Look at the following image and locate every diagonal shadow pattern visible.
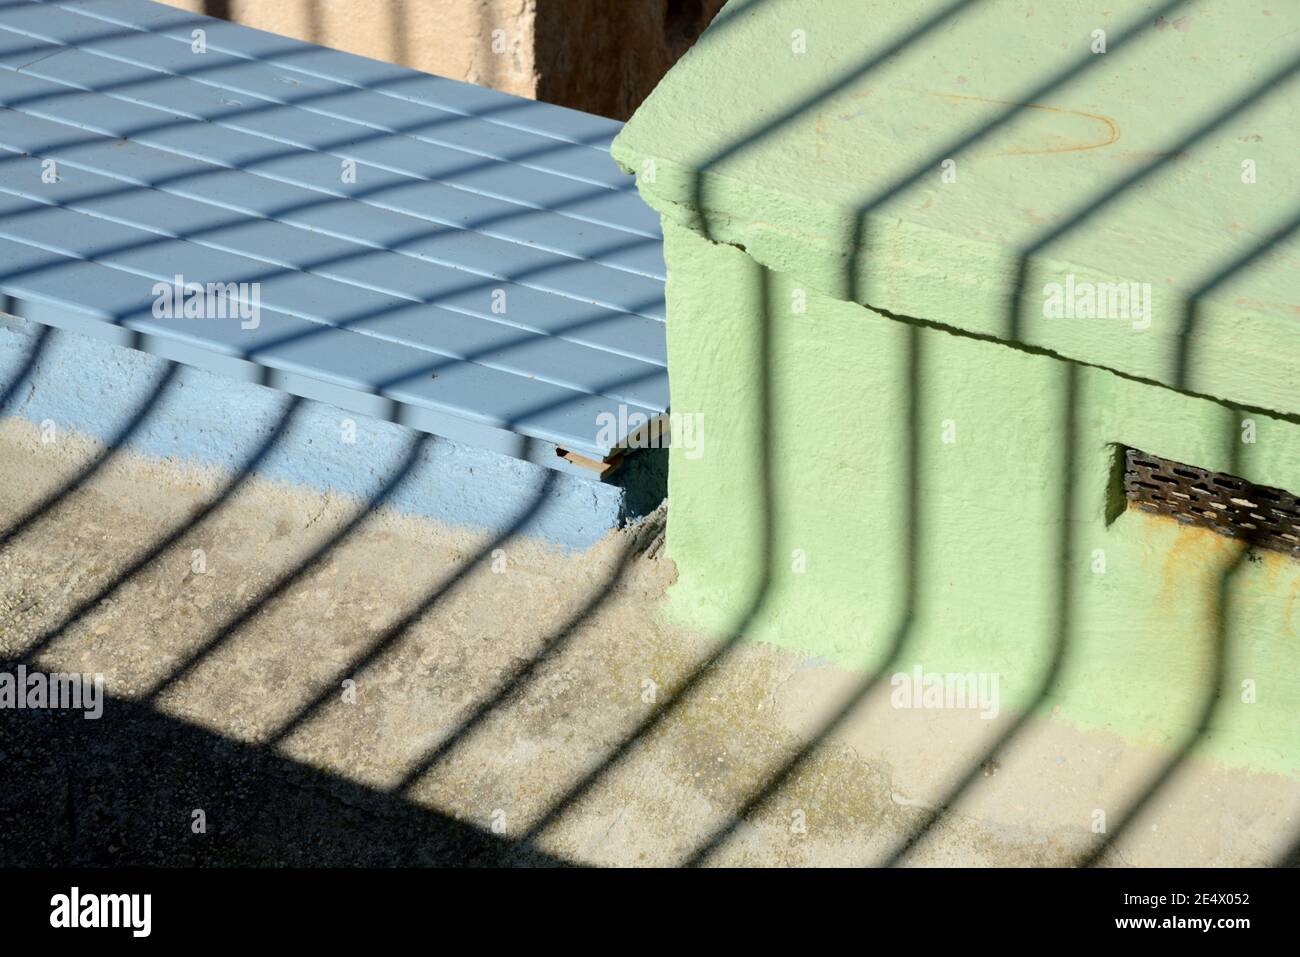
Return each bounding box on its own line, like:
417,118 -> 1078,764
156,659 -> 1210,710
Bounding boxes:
2,0 -> 1294,869
529,0 -> 1198,864
681,318 -> 921,866
142,429 -> 434,700
393,506 -> 664,796
580,0 -> 1294,866
1078,202 -> 1300,863
0,311 -> 46,410
261,467 -> 562,748
0,0 -> 674,454
0,1 -> 673,868
0,359 -> 178,553
498,254 -> 778,858
14,389 -> 303,667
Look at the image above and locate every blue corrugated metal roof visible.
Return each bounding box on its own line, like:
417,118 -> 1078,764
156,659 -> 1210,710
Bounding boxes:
0,0 -> 667,474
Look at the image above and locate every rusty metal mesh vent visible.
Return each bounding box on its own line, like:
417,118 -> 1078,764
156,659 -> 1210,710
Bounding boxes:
1124,448 -> 1300,558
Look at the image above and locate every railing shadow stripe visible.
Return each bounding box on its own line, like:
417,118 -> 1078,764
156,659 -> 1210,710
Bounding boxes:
143,430 -> 434,700
500,257 -> 777,856
592,0 -> 1192,864
0,360 -> 178,553
15,393 -> 302,667
262,469 -> 562,748
0,313 -> 46,411
394,510 -> 663,796
682,318 -> 921,866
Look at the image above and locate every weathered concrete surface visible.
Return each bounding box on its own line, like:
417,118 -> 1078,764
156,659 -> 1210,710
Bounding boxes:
158,0 -> 725,119
1,418 -> 1297,866
615,0 -> 1300,416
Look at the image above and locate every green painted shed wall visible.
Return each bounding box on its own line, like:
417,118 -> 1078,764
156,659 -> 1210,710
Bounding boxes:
659,220 -> 1300,775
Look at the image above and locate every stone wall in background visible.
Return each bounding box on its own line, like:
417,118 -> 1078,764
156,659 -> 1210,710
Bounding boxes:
533,0 -> 727,120
163,0 -> 725,119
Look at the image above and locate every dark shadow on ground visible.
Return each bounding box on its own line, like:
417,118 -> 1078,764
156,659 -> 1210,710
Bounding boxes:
1280,834 -> 1300,867
0,681 -> 568,867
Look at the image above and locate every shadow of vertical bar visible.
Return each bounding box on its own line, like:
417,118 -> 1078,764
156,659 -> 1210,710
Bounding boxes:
873,57 -> 1300,869
683,318 -> 921,866
499,0 -> 1182,860
1072,208 -> 1298,866
879,357 -> 1077,866
503,253 -> 777,855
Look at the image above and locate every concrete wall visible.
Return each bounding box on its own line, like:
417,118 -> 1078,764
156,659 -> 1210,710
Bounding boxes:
161,0 -> 725,119
655,219 -> 1300,776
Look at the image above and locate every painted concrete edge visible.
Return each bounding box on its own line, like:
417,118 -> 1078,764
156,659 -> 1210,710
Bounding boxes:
0,294 -> 619,471
0,314 -> 667,551
610,144 -> 1300,424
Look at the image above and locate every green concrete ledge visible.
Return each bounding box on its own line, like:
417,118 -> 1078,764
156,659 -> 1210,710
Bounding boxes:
614,0 -> 1300,420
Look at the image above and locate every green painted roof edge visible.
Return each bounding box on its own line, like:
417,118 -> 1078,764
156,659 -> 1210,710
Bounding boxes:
610,0 -> 1298,421
611,143 -> 1298,422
